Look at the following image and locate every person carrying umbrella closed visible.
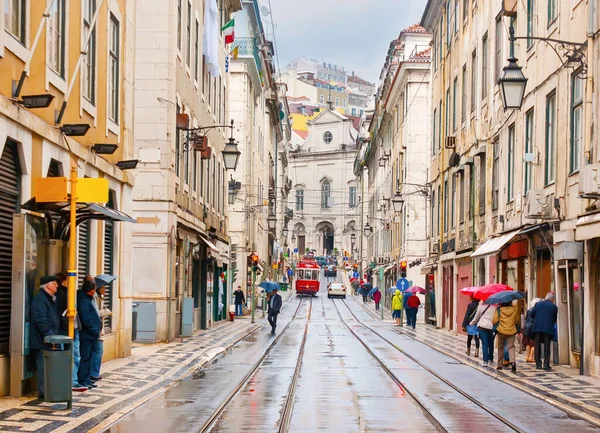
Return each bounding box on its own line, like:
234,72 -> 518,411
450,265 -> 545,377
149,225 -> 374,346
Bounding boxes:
391,290 -> 403,325
492,301 -> 520,372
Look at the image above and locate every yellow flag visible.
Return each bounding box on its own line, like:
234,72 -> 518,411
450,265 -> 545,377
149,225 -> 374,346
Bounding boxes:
230,46 -> 239,60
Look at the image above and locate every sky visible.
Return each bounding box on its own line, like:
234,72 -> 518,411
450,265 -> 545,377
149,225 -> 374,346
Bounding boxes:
260,0 -> 427,85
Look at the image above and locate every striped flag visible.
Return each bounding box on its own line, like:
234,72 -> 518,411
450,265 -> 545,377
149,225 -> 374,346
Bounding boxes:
221,19 -> 235,45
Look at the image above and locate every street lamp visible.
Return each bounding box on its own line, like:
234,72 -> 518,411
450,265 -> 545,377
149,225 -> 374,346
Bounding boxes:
391,193 -> 405,213
222,135 -> 241,171
498,57 -> 528,110
282,226 -> 289,238
363,222 -> 373,237
350,232 -> 356,243
267,215 -> 276,231
291,234 -> 297,243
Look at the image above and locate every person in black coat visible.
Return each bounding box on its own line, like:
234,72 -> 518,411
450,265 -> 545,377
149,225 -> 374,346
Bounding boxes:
77,280 -> 101,387
529,292 -> 558,370
267,289 -> 282,334
54,273 -> 69,335
30,276 -> 61,398
462,297 -> 480,357
233,286 -> 245,317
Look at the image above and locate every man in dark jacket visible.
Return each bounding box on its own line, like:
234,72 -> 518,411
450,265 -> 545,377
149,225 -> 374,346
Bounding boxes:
30,276 -> 61,398
267,289 -> 282,334
233,286 -> 245,317
77,280 -> 101,388
530,292 -> 558,370
462,297 -> 480,357
55,273 -> 68,334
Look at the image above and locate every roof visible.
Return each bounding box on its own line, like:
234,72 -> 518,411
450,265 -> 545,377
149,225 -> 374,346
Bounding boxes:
345,114 -> 361,131
289,103 -> 320,116
407,47 -> 432,63
399,24 -> 429,38
293,129 -> 308,139
347,74 -> 374,87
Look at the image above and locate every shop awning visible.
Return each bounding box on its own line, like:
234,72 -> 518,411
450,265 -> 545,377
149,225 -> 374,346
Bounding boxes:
576,212 -> 600,241
470,229 -> 521,258
200,235 -> 219,254
21,197 -> 136,240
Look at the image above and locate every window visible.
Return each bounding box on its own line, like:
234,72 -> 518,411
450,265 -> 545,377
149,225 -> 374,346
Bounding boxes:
323,131 -> 333,144
446,1 -> 452,46
186,1 -> 191,66
445,89 -> 450,136
524,109 -> 534,194
479,156 -> 486,215
571,74 -> 584,173
192,151 -> 197,192
321,180 -> 331,209
451,176 -> 456,228
296,189 -> 304,211
202,55 -> 206,94
5,0 -> 26,42
206,156 -> 210,200
177,0 -> 182,51
459,173 -> 465,223
453,77 -> 458,131
184,121 -> 189,184
48,0 -> 66,76
481,33 -> 488,99
548,0 -> 557,25
527,0 -> 534,49
470,50 -> 477,111
463,0 -> 469,23
437,186 -> 441,235
349,186 -> 357,208
194,20 -> 199,80
433,31 -> 438,71
212,154 -> 216,205
507,124 -> 515,201
335,97 -> 339,106
545,91 -> 556,184
82,0 -> 97,103
108,15 -> 119,123
454,0 -> 459,34
443,179 -> 448,232
320,95 -> 325,104
461,65 -> 467,123
438,100 -> 442,150
175,104 -> 181,177
495,16 -> 503,82
431,189 -> 436,236
492,140 -> 499,210
469,165 -> 475,219
432,107 -> 437,156
509,17 -> 516,57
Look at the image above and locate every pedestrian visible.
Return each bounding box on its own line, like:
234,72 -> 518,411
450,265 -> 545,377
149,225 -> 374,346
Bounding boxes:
406,292 -> 421,329
91,284 -> 112,382
462,296 -> 480,357
233,286 -> 245,317
492,301 -> 520,372
267,289 -> 282,334
523,297 -> 540,362
391,289 -> 403,326
470,300 -> 498,367
529,292 -> 558,370
286,267 -> 294,287
361,285 -> 368,303
77,280 -> 101,389
30,276 -> 61,399
373,287 -> 381,311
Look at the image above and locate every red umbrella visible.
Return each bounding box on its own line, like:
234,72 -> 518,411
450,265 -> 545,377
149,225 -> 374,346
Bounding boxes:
473,284 -> 513,301
406,286 -> 426,294
460,286 -> 479,296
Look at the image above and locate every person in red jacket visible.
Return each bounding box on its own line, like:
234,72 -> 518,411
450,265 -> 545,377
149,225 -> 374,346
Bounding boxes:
406,293 -> 421,329
373,288 -> 382,311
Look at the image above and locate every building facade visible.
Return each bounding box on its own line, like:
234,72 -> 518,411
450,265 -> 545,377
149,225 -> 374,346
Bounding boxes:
0,0 -> 136,396
421,0 -> 600,374
288,109 -> 359,258
131,0 -> 241,341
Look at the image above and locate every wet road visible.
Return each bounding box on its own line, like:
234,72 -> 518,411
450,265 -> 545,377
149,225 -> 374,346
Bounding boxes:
106,276 -> 600,433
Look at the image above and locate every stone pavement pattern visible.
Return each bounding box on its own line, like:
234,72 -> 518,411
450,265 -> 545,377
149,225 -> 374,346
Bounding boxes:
0,320 -> 259,433
353,290 -> 600,427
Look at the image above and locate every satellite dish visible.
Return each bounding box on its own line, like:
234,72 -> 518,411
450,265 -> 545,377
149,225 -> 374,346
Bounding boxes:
260,6 -> 271,16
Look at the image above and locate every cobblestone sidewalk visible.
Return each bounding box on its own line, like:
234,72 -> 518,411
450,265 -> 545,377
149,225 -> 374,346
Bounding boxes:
352,292 -> 600,427
0,320 -> 260,433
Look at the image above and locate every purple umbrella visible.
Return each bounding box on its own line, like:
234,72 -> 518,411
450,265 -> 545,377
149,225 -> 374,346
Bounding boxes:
406,286 -> 426,294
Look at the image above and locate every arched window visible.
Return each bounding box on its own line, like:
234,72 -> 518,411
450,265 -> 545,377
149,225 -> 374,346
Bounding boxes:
321,180 -> 331,209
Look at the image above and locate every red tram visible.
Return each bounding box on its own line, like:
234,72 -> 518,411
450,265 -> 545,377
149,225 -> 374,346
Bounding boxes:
295,258 -> 321,296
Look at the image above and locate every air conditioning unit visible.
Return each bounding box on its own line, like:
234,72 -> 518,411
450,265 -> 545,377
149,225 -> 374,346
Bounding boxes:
445,136 -> 456,149
579,164 -> 600,198
525,189 -> 547,219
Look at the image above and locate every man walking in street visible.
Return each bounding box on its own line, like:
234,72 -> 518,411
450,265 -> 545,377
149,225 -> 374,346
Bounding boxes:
30,276 -> 61,399
286,266 -> 294,288
529,292 -> 558,370
233,286 -> 245,317
77,280 -> 101,388
406,292 -> 421,329
267,289 -> 282,334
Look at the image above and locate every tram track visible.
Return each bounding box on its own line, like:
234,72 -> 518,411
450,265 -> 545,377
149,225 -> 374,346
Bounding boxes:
200,296 -> 312,433
331,298 -> 525,433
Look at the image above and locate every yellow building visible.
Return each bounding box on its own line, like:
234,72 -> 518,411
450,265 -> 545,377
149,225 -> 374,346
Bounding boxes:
0,0 -> 135,396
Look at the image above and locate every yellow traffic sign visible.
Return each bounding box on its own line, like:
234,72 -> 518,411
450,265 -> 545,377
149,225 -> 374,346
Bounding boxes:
35,177 -> 68,202
77,178 -> 109,203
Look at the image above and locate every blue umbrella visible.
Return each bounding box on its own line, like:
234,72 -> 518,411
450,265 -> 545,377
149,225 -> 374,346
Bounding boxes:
95,274 -> 117,287
483,290 -> 525,305
258,281 -> 280,293
368,287 -> 378,297
386,287 -> 398,294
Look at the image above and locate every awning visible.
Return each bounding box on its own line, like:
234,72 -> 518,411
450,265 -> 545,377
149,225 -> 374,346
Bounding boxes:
200,236 -> 219,254
576,212 -> 600,241
470,229 -> 521,258
384,263 -> 395,274
21,197 -> 136,240
519,222 -> 550,235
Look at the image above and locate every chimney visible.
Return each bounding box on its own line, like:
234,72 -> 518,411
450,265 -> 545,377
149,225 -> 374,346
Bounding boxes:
352,71 -> 355,77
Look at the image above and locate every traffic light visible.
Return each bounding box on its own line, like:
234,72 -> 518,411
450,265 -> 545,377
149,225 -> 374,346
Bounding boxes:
400,261 -> 407,278
251,254 -> 259,271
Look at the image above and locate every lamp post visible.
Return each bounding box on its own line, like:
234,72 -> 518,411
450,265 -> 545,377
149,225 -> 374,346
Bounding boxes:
363,222 -> 373,237
350,232 -> 356,261
391,193 -> 405,213
497,57 -> 528,110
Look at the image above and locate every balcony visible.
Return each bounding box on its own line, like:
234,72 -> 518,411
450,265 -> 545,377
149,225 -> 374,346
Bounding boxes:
236,37 -> 263,90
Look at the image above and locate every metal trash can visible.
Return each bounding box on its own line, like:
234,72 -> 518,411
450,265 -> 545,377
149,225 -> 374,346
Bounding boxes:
43,335 -> 73,409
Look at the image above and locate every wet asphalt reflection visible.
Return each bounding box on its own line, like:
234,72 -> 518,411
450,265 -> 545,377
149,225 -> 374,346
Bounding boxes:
105,275 -> 600,433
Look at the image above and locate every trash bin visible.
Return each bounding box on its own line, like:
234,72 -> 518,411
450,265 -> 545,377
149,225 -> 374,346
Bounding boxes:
43,335 -> 73,408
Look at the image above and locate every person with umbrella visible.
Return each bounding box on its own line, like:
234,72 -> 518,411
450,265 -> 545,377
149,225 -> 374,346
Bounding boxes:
470,299 -> 498,368
406,291 -> 421,329
372,287 -> 381,311
462,296 -> 480,358
492,300 -> 521,372
391,289 -> 403,326
260,282 -> 282,334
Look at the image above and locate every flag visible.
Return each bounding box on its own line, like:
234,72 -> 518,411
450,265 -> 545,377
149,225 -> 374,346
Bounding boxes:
221,19 -> 235,45
230,45 -> 239,60
225,55 -> 229,73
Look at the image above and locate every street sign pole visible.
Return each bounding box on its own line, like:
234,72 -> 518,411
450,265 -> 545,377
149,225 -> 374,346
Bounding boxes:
251,268 -> 256,324
67,166 -> 77,339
